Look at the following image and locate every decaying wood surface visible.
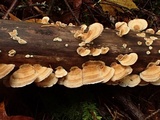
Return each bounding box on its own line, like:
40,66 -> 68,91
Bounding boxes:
0,19 -> 160,73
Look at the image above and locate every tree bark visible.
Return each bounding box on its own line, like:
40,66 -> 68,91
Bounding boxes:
0,20 -> 160,73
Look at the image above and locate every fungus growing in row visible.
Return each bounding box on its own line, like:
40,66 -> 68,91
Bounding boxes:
115,22 -> 130,37
0,64 -> 15,79
9,64 -> 37,88
76,23 -> 104,43
101,47 -> 110,54
150,36 -> 158,40
82,60 -> 106,84
101,66 -> 115,83
36,73 -> 58,87
144,38 -> 153,46
62,66 -> 83,88
136,32 -> 146,37
119,74 -> 141,87
8,49 -> 16,57
145,28 -> 155,34
116,53 -> 138,66
138,80 -> 149,86
150,78 -> 160,85
140,64 -> 160,82
110,62 -> 133,81
156,30 -> 160,35
128,18 -> 148,32
33,64 -> 53,82
90,48 -> 102,56
8,29 -> 18,38
41,16 -> 50,24
53,37 -> 62,42
77,46 -> 90,56
55,66 -> 67,78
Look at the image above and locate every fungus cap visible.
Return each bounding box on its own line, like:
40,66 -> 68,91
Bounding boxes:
115,22 -> 130,37
101,66 -> 115,83
41,16 -> 50,24
77,47 -> 90,56
128,18 -> 148,32
36,73 -> 58,87
150,78 -> 160,85
136,32 -> 146,37
115,22 -> 127,31
0,64 -> 15,79
80,23 -> 104,43
140,65 -> 160,82
55,66 -> 67,78
119,74 -> 141,87
110,62 -> 133,81
101,47 -> 109,54
10,64 -> 37,88
82,60 -> 106,84
90,48 -> 102,56
63,66 -> 83,88
33,64 -> 53,82
145,28 -> 155,34
116,53 -> 138,66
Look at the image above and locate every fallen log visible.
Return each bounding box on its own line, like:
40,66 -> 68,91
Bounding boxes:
0,19 -> 160,87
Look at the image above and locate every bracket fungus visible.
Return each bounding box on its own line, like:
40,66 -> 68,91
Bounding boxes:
0,64 -> 15,79
62,66 -> 83,88
90,48 -> 102,56
128,18 -> 148,32
33,64 -> 53,82
116,53 -> 138,66
55,66 -> 68,78
140,64 -> 160,82
77,47 -> 91,56
115,22 -> 130,37
41,16 -> 50,24
110,62 -> 133,82
101,66 -> 115,83
82,60 -> 106,84
36,73 -> 58,87
119,74 -> 141,87
76,23 -> 104,43
145,28 -> 155,34
9,64 -> 37,88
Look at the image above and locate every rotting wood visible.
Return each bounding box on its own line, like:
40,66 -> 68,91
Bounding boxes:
0,20 -> 160,73
1,20 -> 160,88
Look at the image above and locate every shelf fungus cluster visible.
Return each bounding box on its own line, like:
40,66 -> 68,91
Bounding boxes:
74,23 -> 104,44
2,64 -> 58,88
1,57 -> 160,88
77,46 -> 109,57
8,29 -> 27,44
115,18 -> 148,37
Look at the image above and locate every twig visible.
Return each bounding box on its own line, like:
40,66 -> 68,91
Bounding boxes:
145,109 -> 160,120
2,0 -> 18,19
64,0 -> 81,25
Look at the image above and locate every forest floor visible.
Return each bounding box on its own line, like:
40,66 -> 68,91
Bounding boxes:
0,0 -> 160,120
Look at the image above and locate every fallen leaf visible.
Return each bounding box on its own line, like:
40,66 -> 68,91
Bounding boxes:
0,101 -> 34,120
101,0 -> 139,10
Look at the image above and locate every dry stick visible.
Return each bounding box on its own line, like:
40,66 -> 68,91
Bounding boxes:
114,93 -> 146,120
145,109 -> 160,120
2,0 -> 18,20
64,0 -> 81,25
